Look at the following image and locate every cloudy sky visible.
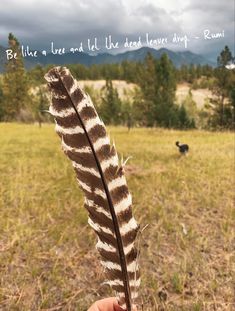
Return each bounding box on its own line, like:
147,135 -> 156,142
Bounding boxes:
0,0 -> 234,59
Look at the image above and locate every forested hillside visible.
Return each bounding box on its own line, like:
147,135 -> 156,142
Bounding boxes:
0,34 -> 234,130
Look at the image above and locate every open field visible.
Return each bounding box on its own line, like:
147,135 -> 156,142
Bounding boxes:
175,84 -> 213,109
77,80 -> 213,108
78,80 -> 137,101
0,123 -> 234,311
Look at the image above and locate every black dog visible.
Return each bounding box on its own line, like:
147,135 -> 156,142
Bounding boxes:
176,141 -> 189,155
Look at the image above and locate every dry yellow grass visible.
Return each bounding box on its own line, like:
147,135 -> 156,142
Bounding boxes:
176,84 -> 214,109
77,80 -> 214,109
78,80 -> 137,101
0,123 -> 234,311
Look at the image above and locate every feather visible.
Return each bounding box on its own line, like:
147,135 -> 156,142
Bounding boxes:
44,67 -> 140,311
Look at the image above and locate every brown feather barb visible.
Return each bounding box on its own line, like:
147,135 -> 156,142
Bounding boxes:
44,67 -> 140,311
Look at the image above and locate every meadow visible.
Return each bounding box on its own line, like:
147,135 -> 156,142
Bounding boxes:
0,123 -> 234,311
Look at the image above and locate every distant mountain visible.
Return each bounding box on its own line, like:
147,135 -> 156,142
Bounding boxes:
100,47 -> 215,67
0,46 -> 215,73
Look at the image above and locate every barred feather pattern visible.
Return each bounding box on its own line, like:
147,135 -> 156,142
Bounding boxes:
44,67 -> 140,311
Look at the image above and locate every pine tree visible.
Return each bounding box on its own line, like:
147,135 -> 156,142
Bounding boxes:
217,45 -> 233,67
154,53 -> 177,127
132,87 -> 149,126
2,33 -> 30,121
188,64 -> 197,83
178,105 -> 195,129
137,53 -> 157,126
209,46 -> 234,129
138,52 -> 156,102
120,100 -> 133,129
136,52 -> 178,127
35,86 -> 49,127
100,80 -> 122,125
28,65 -> 45,86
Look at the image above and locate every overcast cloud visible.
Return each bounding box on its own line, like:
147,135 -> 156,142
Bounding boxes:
0,0 -> 233,59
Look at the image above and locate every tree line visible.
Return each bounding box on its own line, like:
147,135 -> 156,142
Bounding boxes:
28,58 -> 215,86
0,33 -> 234,130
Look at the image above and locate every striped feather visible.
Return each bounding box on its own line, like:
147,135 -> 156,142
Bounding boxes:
44,67 -> 140,311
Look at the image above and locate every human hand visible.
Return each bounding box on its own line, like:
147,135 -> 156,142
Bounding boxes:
87,297 -> 137,311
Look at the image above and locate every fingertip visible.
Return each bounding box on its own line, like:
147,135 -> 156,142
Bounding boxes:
113,302 -> 137,311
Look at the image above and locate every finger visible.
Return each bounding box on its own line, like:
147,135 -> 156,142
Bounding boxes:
88,297 -> 119,311
113,302 -> 138,311
87,297 -> 138,311
113,299 -> 125,311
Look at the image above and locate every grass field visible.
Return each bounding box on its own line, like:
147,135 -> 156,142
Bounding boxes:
0,123 -> 234,311
76,80 -> 213,109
